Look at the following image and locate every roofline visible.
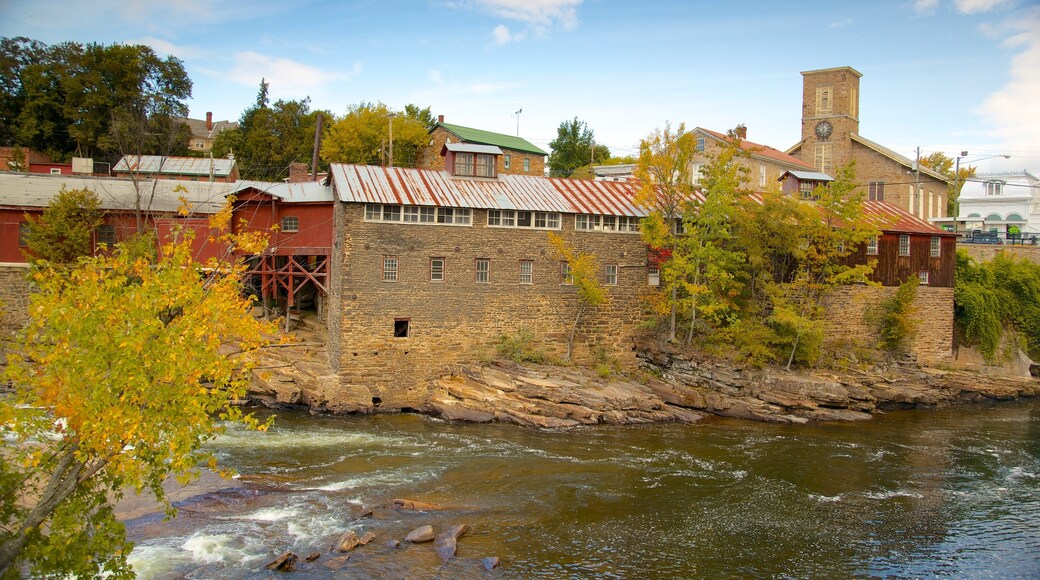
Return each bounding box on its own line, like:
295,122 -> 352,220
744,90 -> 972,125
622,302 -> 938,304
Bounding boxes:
694,127 -> 816,171
801,66 -> 863,78
850,134 -> 950,183
433,122 -> 548,156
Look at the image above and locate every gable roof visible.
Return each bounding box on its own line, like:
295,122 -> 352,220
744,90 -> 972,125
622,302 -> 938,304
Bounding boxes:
779,170 -> 833,182
786,135 -> 951,184
862,199 -> 953,236
437,122 -> 548,156
230,180 -> 334,203
114,155 -> 237,178
0,172 -> 231,214
178,116 -> 238,140
329,164 -> 644,216
696,128 -> 815,171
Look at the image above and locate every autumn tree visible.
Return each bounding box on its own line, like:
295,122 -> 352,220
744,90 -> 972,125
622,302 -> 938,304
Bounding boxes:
23,187 -> 103,265
0,205 -> 274,577
919,151 -> 977,216
320,102 -> 430,168
548,233 -> 608,360
548,117 -> 610,177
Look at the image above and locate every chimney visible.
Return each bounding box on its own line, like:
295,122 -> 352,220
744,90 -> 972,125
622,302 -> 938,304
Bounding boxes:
288,162 -> 309,183
437,114 -> 444,124
735,125 -> 747,140
206,112 -> 213,131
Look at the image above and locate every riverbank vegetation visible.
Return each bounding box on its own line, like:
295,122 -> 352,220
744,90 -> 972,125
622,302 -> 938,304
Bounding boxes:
954,250 -> 1040,362
635,125 -> 880,368
0,198 -> 274,577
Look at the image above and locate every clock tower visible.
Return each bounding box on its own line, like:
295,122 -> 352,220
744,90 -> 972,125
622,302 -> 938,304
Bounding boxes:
798,66 -> 861,175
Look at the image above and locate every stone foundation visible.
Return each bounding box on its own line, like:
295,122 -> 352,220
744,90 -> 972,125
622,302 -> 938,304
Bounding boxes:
0,263 -> 30,334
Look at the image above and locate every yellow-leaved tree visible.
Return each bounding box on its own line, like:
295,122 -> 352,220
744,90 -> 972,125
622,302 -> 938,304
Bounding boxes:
548,233 -> 609,360
0,200 -> 275,578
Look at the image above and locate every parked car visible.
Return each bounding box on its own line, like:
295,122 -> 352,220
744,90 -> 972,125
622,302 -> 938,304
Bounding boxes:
966,231 -> 1003,245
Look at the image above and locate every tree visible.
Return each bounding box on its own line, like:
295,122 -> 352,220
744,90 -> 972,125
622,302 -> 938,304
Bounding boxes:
548,117 -> 610,177
403,104 -> 436,131
320,102 -> 429,168
23,187 -> 103,265
548,233 -> 608,360
920,151 -> 977,216
0,205 -> 274,577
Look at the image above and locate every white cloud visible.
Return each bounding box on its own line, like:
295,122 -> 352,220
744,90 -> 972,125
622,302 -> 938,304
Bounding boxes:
460,0 -> 582,38
127,36 -> 204,60
828,18 -> 853,29
954,0 -> 1013,14
493,24 -> 513,44
225,52 -> 358,99
913,0 -> 939,15
976,8 -> 1040,172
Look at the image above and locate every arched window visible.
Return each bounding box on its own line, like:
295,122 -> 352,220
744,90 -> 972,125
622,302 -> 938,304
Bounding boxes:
985,180 -> 1005,196
986,214 -> 1003,222
1006,213 -> 1024,222
967,213 -> 981,218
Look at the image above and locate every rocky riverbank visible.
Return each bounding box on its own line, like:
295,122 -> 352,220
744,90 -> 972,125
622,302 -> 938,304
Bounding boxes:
245,328 -> 1040,426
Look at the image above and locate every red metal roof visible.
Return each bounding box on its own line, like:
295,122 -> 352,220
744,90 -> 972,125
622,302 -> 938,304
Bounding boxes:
698,128 -> 815,171
329,164 -> 649,217
862,200 -> 953,236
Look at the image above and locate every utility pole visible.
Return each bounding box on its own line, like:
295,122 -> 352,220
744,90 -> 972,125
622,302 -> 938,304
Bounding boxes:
311,112 -> 323,181
388,114 -> 394,167
515,108 -> 522,137
591,140 -> 595,167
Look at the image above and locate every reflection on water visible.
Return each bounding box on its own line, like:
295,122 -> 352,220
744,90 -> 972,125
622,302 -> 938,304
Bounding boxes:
127,400 -> 1040,578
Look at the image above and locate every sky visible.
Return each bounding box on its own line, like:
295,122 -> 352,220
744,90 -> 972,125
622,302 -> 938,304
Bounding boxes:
1,0 -> 1038,175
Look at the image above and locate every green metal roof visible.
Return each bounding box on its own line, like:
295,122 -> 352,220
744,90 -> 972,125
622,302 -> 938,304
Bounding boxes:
438,122 -> 548,156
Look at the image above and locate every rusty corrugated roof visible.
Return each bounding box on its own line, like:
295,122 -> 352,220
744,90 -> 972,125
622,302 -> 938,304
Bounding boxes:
863,200 -> 953,236
329,164 -> 649,216
114,155 -> 236,177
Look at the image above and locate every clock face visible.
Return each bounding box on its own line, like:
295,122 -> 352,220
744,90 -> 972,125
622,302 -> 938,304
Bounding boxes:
815,121 -> 833,140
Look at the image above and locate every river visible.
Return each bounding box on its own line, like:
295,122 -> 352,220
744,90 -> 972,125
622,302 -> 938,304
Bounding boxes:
125,400 -> 1040,578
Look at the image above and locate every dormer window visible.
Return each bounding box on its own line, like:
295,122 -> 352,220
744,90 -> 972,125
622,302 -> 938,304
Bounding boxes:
985,180 -> 1004,196
442,143 -> 503,178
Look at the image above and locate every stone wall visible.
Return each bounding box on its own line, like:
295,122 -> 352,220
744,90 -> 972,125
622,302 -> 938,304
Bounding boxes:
0,263 -> 30,334
822,284 -> 954,365
960,244 -> 1040,265
329,205 -> 652,409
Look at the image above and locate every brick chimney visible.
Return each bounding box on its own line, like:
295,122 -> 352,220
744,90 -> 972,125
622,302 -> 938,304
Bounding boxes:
735,125 -> 747,140
288,162 -> 309,183
206,112 -> 213,131
437,114 -> 444,124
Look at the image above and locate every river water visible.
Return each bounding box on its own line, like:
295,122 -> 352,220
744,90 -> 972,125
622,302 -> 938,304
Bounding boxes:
126,400 -> 1040,578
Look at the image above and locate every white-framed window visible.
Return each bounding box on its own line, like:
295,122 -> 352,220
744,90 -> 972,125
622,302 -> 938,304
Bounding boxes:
759,165 -> 766,188
519,260 -> 533,284
648,265 -> 660,286
534,212 -> 560,229
49,168 -> 61,175
488,209 -> 515,227
455,152 -> 475,176
673,218 -> 686,236
575,214 -> 639,233
918,271 -> 929,285
281,216 -> 299,233
576,214 -> 600,231
561,262 -> 573,285
605,264 -> 618,286
930,236 -> 941,258
800,181 -> 816,199
475,258 -> 490,283
504,154 -> 511,170
476,154 -> 496,177
985,181 -> 1004,196
696,137 -> 705,152
523,158 -> 530,172
816,86 -> 833,115
430,257 -> 445,282
866,236 -> 878,255
814,143 -> 832,174
97,224 -> 116,246
366,204 -> 470,226
194,140 -> 206,149
868,181 -> 885,201
899,234 -> 910,256
690,163 -> 703,184
383,256 -> 399,282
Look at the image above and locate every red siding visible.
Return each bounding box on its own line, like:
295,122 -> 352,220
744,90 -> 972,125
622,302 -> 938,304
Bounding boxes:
233,198 -> 332,255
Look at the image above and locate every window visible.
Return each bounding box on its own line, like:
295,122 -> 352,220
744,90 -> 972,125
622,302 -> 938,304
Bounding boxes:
868,181 -> 885,201
438,207 -> 471,225
849,87 -> 859,119
605,264 -> 618,286
602,215 -> 617,231
898,235 -> 910,256
475,258 -> 490,283
519,260 -> 533,284
534,212 -> 560,229
394,319 -> 410,338
49,168 -> 61,175
648,265 -> 660,286
383,256 -> 399,281
576,214 -> 600,231
194,140 -> 206,149
866,236 -> 878,255
814,143 -> 832,174
281,216 -> 299,233
504,154 -> 511,170
985,181 -> 1004,196
455,152 -> 475,176
575,214 -> 638,233
366,204 -> 469,225
690,163 -> 703,184
382,205 -> 401,222
759,165 -> 766,188
488,210 -> 516,227
516,211 -> 532,227
561,262 -> 573,284
18,222 -> 30,247
673,218 -> 686,235
930,236 -> 941,258
918,271 -> 930,285
523,158 -> 531,173
430,258 -> 445,282
800,181 -> 816,199
476,154 -> 495,177
366,204 -> 381,220
696,137 -> 705,152
816,86 -> 833,115
97,224 -> 116,246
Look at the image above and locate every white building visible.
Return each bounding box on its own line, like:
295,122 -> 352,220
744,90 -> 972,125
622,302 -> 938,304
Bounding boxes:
957,171 -> 1040,236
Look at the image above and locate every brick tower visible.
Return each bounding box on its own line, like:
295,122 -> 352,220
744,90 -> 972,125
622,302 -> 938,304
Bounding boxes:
798,66 -> 862,175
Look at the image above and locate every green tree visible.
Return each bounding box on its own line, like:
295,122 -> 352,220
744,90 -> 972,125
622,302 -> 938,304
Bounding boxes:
320,102 -> 429,168
0,209 -> 274,577
23,187 -> 103,265
403,104 -> 436,131
954,250 -> 1040,361
920,151 -> 977,216
548,117 -> 610,177
548,232 -> 609,360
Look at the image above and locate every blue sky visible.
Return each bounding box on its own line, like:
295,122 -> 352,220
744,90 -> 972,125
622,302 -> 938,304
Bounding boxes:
2,0 -> 1037,174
